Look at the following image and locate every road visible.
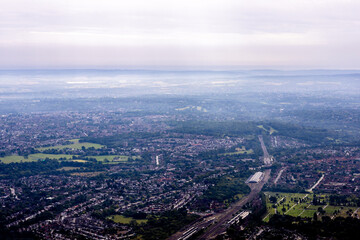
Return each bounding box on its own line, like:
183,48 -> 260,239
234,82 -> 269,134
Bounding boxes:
168,170 -> 271,240
197,169 -> 271,240
258,135 -> 272,165
167,135 -> 272,240
307,174 -> 325,192
274,167 -> 287,185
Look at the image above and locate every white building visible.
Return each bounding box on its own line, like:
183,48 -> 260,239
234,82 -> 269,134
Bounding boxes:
246,172 -> 264,183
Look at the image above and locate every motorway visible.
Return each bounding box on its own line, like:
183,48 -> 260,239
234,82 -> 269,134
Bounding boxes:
168,135 -> 272,240
197,169 -> 271,240
258,135 -> 272,165
167,171 -> 271,240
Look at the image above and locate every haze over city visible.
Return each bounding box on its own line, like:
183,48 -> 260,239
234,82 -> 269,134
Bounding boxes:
1,1 -> 360,240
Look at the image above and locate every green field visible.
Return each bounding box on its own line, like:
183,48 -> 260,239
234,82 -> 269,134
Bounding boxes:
222,146 -> 254,156
257,125 -> 277,135
263,192 -> 359,222
88,155 -> 140,164
0,153 -> 74,163
71,160 -> 88,163
37,139 -> 104,151
0,153 -> 139,164
57,167 -> 82,171
175,106 -> 208,112
71,171 -> 105,177
30,153 -> 74,160
108,215 -> 147,224
0,155 -> 34,163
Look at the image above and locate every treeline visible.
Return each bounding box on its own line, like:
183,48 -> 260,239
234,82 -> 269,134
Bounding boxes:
269,121 -> 334,144
40,147 -> 114,157
194,173 -> 251,211
170,120 -> 338,145
286,108 -> 360,131
170,121 -> 262,137
80,132 -> 161,148
0,160 -> 105,178
329,195 -> 360,206
268,214 -> 360,240
132,209 -> 199,240
203,176 -> 250,202
263,185 -> 307,193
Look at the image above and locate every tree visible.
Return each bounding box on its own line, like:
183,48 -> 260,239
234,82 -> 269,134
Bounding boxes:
269,196 -> 277,203
313,212 -> 318,221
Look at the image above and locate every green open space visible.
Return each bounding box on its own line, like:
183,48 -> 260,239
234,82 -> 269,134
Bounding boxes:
0,153 -> 140,164
107,215 -> 147,224
0,155 -> 33,163
264,192 -> 360,222
57,167 -> 82,171
0,153 -> 74,163
175,106 -> 208,112
222,146 -> 254,156
30,153 -> 74,160
88,155 -> 140,163
257,125 -> 277,135
71,171 -> 105,177
37,139 -> 104,151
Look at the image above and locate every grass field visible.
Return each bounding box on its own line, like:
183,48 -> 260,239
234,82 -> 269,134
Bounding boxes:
71,160 -> 88,163
263,192 -> 359,222
175,106 -> 208,112
71,171 -> 105,177
0,153 -> 139,164
0,155 -> 32,163
107,215 -> 147,224
257,125 -> 277,135
88,155 -> 140,164
0,153 -> 74,163
57,167 -> 82,171
222,146 -> 254,156
30,153 -> 74,160
37,139 -> 104,151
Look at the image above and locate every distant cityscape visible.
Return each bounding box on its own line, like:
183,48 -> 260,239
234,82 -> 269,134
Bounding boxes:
0,71 -> 360,239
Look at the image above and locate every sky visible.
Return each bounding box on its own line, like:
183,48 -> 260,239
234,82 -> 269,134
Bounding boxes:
1,0 -> 360,69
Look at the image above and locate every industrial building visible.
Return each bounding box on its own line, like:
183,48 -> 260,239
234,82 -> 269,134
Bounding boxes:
246,172 -> 264,183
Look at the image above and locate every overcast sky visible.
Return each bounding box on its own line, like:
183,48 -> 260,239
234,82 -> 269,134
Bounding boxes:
1,0 -> 360,69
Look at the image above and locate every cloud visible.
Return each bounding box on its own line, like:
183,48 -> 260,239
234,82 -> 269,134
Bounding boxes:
1,0 -> 360,68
